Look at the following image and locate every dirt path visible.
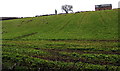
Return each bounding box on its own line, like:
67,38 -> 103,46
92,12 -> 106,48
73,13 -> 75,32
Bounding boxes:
33,48 -> 120,66
34,48 -> 120,55
13,32 -> 38,39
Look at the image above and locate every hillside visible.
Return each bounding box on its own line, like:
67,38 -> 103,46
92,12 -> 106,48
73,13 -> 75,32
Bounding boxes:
2,9 -> 119,40
2,9 -> 120,71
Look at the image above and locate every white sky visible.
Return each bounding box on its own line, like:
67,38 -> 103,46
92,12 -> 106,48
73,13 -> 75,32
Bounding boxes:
1,0 -> 120,17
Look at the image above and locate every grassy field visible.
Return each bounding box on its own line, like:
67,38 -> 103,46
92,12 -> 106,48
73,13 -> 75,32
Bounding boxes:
2,9 -> 120,71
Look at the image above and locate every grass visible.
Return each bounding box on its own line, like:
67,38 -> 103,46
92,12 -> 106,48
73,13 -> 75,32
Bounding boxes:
2,9 -> 120,71
2,9 -> 118,40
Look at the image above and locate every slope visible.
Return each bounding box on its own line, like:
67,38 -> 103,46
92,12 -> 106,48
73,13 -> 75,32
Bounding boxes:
2,9 -> 119,40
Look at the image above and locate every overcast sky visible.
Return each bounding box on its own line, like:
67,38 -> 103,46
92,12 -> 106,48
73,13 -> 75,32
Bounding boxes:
1,0 -> 120,17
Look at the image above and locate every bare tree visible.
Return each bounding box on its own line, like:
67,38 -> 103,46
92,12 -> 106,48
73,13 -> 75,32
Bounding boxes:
62,5 -> 73,13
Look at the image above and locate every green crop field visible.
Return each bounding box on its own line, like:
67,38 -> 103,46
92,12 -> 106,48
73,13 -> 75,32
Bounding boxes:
2,9 -> 120,71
